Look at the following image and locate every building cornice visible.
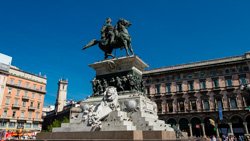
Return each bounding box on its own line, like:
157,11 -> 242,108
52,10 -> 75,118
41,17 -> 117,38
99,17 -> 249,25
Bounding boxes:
143,52 -> 250,75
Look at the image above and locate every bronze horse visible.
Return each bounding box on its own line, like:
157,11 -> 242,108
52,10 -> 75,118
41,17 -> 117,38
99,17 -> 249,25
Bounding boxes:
82,19 -> 134,59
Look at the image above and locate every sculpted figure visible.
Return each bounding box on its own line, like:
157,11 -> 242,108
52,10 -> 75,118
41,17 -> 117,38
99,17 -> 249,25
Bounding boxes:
91,78 -> 97,94
127,74 -> 136,90
140,80 -> 145,93
109,77 -> 115,86
102,79 -> 108,91
84,86 -> 119,131
96,79 -> 103,95
83,18 -> 134,59
121,76 -> 128,90
100,18 -> 115,45
116,76 -> 124,91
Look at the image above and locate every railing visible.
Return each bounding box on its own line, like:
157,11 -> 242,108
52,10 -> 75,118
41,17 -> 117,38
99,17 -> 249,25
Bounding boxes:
28,106 -> 36,110
22,95 -> 29,100
12,104 -> 21,108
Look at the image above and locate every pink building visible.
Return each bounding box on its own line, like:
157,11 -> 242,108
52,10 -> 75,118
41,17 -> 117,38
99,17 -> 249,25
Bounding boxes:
0,64 -> 46,133
143,52 -> 250,137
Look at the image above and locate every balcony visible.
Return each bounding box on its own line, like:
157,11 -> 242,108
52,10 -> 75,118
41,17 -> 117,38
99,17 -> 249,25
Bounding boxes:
12,104 -> 21,109
33,118 -> 43,122
22,95 -> 29,100
1,115 -> 10,119
18,117 -> 26,120
28,106 -> 36,111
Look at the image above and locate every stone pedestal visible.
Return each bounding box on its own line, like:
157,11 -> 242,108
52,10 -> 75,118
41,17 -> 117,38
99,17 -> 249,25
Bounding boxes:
54,92 -> 173,132
39,56 -> 177,140
90,56 -> 148,95
37,131 -> 176,140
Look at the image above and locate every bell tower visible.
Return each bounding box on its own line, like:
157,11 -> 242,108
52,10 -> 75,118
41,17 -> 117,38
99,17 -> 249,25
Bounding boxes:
55,79 -> 68,113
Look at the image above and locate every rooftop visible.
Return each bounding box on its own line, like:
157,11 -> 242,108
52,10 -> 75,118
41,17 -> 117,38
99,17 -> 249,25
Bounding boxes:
143,52 -> 250,75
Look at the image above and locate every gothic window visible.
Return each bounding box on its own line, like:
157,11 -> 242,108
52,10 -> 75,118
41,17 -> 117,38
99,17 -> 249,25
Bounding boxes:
191,100 -> 197,111
212,78 -> 219,88
230,98 -> 237,109
155,84 -> 161,94
188,81 -> 194,91
179,100 -> 185,112
166,83 -> 171,94
225,69 -> 230,74
244,66 -> 249,71
203,100 -> 210,111
176,75 -> 181,81
176,83 -> 182,92
187,74 -> 192,79
217,100 -> 223,109
200,80 -> 206,89
239,74 -> 247,85
225,77 -> 232,87
168,102 -> 173,112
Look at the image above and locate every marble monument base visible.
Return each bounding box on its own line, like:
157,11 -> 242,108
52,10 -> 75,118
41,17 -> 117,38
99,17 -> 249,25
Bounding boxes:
37,130 -> 176,140
53,92 -> 173,132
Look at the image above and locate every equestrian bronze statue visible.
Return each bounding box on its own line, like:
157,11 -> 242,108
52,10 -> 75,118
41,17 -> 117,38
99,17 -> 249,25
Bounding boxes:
82,18 -> 134,59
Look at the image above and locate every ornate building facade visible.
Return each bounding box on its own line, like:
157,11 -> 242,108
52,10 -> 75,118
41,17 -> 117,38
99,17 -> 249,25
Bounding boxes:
0,54 -> 47,133
143,52 -> 250,137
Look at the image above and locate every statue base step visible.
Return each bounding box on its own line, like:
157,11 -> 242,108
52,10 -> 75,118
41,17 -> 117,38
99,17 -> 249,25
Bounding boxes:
37,131 -> 176,140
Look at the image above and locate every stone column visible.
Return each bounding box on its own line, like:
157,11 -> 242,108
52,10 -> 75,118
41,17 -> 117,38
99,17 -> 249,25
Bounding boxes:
201,123 -> 206,137
202,100 -> 205,111
188,123 -> 193,137
228,123 -> 234,135
189,101 -> 193,111
243,122 -> 249,134
161,101 -> 166,113
228,98 -> 231,110
177,102 -> 180,112
166,102 -> 169,113
173,99 -> 177,113
243,97 -> 247,107
176,124 -> 180,129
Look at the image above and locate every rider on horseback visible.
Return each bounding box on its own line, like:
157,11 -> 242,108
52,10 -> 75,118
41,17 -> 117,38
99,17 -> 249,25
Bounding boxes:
101,17 -> 115,46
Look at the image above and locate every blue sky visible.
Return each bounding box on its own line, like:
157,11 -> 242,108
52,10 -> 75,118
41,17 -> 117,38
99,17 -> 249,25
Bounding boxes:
0,0 -> 250,106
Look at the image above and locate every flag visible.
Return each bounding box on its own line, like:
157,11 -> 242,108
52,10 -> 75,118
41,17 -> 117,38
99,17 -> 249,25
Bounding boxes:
218,102 -> 223,120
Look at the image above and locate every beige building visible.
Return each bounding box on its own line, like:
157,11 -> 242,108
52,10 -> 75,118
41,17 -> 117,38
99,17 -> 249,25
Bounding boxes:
143,52 -> 250,137
0,64 -> 47,132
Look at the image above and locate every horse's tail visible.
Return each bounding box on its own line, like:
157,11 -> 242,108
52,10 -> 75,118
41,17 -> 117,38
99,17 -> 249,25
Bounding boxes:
82,39 -> 99,50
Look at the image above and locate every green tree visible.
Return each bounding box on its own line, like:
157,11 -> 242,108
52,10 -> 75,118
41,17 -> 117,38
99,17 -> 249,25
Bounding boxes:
46,116 -> 69,132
